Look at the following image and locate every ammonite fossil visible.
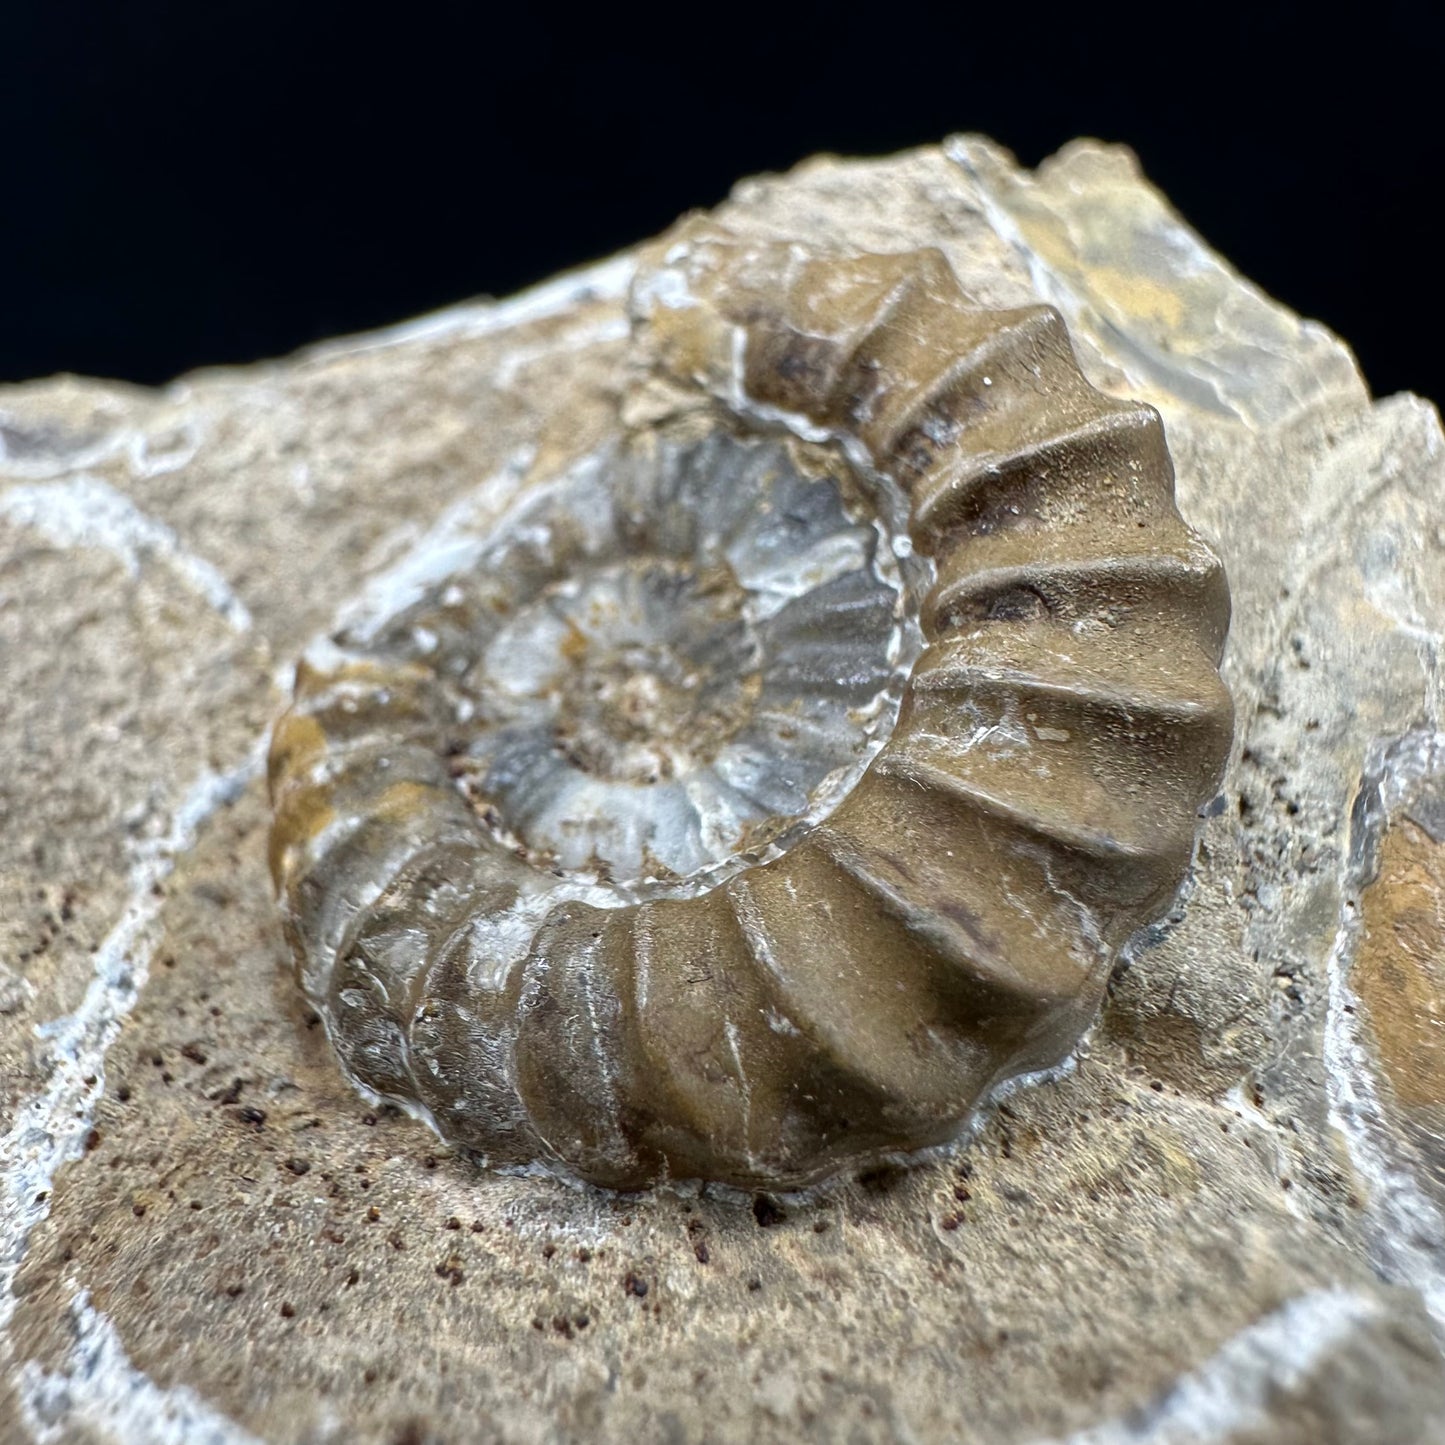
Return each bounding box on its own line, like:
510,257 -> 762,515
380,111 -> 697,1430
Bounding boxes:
268,222 -> 1233,1189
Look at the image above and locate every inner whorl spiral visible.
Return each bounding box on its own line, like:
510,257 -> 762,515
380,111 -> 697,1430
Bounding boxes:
268,224 -> 1234,1189
351,425 -> 921,898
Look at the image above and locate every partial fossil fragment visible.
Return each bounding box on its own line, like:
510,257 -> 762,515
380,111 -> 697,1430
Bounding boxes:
268,223 -> 1234,1189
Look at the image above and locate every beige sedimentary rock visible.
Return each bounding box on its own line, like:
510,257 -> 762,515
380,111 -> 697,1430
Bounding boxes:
2,138 -> 1444,1443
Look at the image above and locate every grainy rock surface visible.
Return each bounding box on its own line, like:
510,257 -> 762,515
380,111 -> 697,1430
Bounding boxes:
2,136 -> 1444,1444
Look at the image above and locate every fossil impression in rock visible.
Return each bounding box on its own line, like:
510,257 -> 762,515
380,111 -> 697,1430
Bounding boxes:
268,223 -> 1234,1189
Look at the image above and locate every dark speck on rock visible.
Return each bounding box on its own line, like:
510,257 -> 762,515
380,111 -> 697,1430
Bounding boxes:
752,1194 -> 786,1227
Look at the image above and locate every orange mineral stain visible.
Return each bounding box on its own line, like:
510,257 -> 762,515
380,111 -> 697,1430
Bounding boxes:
1354,818 -> 1445,1111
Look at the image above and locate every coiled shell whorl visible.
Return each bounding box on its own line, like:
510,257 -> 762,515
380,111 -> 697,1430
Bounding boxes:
268,223 -> 1233,1189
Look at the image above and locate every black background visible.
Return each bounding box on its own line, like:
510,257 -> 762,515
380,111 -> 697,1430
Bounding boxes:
3,2 -> 1441,404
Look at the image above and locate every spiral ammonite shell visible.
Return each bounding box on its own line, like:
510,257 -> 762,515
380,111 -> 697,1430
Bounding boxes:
268,223 -> 1233,1189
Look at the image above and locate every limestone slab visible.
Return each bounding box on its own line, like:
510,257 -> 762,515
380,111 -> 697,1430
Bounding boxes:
2,136 -> 1444,1444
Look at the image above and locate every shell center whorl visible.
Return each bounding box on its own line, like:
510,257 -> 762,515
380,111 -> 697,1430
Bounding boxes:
520,559 -> 764,786
372,425 -> 919,895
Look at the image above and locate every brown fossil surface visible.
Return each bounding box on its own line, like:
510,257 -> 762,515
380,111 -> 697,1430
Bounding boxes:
267,226 -> 1232,1189
3,139 -> 1445,1443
